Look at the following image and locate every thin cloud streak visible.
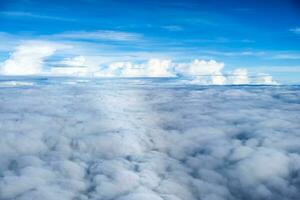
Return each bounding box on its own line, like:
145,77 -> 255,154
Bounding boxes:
52,30 -> 144,42
0,11 -> 75,21
290,27 -> 300,34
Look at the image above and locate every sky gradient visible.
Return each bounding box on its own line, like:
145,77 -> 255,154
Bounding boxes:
0,0 -> 300,83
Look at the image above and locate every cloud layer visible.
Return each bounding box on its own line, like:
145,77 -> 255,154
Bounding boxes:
0,42 -> 277,85
0,79 -> 299,200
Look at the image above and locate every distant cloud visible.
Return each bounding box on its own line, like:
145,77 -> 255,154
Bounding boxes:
176,59 -> 226,84
99,59 -> 174,77
59,56 -> 87,67
272,53 -> 300,60
53,30 -> 143,42
0,11 -> 73,21
255,66 -> 300,73
0,41 -> 71,75
230,68 -> 250,84
290,27 -> 300,34
0,41 -> 58,75
201,50 -> 266,57
162,25 -> 183,31
253,73 -> 276,85
0,42 -> 276,84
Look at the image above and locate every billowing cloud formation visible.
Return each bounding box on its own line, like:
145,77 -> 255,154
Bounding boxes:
96,59 -> 174,77
0,43 -> 276,84
230,68 -> 250,84
49,56 -> 276,84
99,59 -> 276,84
0,79 -> 299,200
176,59 -> 226,84
0,42 -> 57,75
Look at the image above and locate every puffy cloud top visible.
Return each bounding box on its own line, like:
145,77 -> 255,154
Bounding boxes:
231,68 -> 249,84
0,42 -> 277,85
176,59 -> 226,84
1,42 -> 56,75
101,59 -> 174,77
0,80 -> 299,200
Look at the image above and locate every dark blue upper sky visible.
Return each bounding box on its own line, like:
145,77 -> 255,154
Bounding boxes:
0,0 -> 300,82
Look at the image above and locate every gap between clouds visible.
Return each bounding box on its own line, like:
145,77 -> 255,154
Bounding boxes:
0,41 -> 276,85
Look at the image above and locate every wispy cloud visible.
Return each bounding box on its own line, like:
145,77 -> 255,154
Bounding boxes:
250,65 -> 300,73
0,32 -> 21,51
272,53 -> 300,60
0,11 -> 74,21
52,30 -> 144,42
289,27 -> 300,34
162,25 -> 183,31
201,50 -> 266,57
200,50 -> 300,60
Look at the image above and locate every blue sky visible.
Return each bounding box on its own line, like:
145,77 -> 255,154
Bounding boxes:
0,0 -> 300,83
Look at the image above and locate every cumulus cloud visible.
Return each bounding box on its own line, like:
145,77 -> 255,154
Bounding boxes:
230,68 -> 250,84
0,42 -> 276,84
0,79 -> 299,200
253,73 -> 277,85
175,59 -> 226,84
97,59 -> 174,77
0,41 -> 57,75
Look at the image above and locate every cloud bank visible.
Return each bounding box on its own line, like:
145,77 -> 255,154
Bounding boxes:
0,79 -> 299,200
0,42 -> 57,75
0,42 -> 276,85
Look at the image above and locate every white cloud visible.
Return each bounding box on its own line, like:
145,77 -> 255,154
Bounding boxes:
0,42 -> 276,84
145,59 -> 174,77
226,69 -> 277,85
0,41 -> 66,76
122,59 -> 174,77
176,59 -> 224,76
1,11 -> 73,21
93,59 -> 174,77
1,44 -> 54,75
229,68 -> 250,84
0,81 -> 299,199
175,59 -> 226,84
253,73 -> 277,85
